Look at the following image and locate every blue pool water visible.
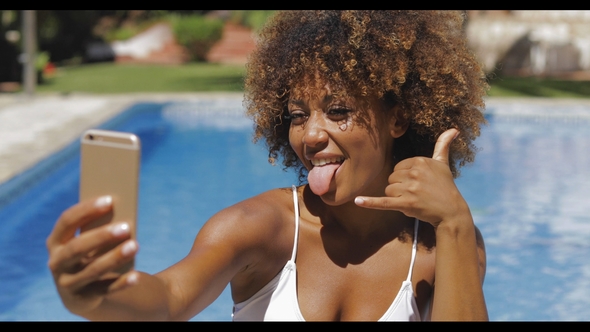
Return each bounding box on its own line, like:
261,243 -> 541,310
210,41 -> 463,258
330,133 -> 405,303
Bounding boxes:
0,98 -> 589,321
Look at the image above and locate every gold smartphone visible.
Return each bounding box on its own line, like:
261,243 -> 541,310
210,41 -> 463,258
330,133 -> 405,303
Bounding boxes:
79,129 -> 141,274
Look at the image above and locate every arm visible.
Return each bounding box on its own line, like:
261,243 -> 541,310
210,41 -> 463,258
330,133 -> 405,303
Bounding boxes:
355,128 -> 488,321
430,212 -> 487,320
47,193 -> 279,321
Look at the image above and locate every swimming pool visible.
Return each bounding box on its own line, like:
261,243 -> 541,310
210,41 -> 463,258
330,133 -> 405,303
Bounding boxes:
0,98 -> 589,321
457,99 -> 590,320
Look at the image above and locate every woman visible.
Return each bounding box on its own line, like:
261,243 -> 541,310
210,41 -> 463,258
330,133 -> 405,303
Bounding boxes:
46,10 -> 488,321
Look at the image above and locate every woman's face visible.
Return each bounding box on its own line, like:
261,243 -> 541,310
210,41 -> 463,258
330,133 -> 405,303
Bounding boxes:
288,84 -> 406,205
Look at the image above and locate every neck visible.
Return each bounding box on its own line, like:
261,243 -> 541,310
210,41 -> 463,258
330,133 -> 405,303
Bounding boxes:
301,185 -> 415,267
302,185 -> 414,242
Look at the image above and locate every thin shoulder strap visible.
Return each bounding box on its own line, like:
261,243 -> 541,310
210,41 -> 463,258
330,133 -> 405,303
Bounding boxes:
405,219 -> 420,282
290,185 -> 300,262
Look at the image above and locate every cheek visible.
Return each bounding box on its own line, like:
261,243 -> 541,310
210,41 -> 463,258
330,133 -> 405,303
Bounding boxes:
349,124 -> 390,152
288,127 -> 306,162
338,118 -> 353,131
355,130 -> 394,167
288,127 -> 299,150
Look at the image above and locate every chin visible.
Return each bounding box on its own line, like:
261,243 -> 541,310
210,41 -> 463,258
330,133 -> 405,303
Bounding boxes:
318,189 -> 354,207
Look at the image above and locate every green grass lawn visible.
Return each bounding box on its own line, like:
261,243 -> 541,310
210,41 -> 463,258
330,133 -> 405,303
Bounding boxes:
487,76 -> 590,98
37,62 -> 246,94
34,62 -> 590,98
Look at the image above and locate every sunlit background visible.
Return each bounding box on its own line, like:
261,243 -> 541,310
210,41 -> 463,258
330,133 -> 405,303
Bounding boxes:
1,10 -> 590,321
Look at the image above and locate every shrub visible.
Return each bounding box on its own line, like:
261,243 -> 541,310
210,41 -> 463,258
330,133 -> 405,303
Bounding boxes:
170,15 -> 224,62
103,27 -> 138,42
230,11 -> 276,32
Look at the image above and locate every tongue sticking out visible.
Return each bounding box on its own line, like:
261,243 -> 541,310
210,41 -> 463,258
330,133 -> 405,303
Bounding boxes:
308,163 -> 341,196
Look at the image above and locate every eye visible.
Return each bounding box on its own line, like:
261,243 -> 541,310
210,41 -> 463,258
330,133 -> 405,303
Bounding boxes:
285,110 -> 308,125
328,106 -> 352,120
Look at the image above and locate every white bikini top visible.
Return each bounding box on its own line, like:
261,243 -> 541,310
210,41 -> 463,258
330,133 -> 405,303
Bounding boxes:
232,186 -> 422,321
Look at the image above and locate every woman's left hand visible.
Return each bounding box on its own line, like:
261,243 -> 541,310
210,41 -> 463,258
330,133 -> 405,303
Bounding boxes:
355,128 -> 469,228
356,128 -> 488,321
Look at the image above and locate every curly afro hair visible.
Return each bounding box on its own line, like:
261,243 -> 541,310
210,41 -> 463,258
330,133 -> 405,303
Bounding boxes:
244,10 -> 487,181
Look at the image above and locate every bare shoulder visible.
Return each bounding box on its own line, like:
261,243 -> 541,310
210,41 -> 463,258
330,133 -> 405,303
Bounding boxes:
193,187 -> 296,266
198,187 -> 295,239
151,187 -> 297,319
195,187 -> 298,303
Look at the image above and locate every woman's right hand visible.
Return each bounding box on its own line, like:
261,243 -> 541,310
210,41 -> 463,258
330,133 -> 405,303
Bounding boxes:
46,195 -> 139,316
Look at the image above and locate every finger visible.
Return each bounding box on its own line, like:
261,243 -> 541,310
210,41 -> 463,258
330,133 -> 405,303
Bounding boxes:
108,271 -> 140,293
392,158 -> 414,172
388,167 -> 414,184
354,196 -> 404,211
77,270 -> 140,298
76,271 -> 140,297
57,239 -> 138,293
48,222 -> 131,274
47,196 -> 113,249
431,128 -> 459,165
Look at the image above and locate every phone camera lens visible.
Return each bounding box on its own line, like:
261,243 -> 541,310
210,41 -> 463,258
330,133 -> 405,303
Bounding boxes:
88,135 -> 94,140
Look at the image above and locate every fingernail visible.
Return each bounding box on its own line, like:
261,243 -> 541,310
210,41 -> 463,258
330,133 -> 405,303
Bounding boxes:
127,271 -> 138,286
452,131 -> 460,141
121,240 -> 137,257
355,197 -> 364,205
95,195 -> 112,209
110,222 -> 130,237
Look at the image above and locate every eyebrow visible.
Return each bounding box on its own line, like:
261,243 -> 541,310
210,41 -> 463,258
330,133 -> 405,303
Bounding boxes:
289,99 -> 305,107
289,94 -> 334,106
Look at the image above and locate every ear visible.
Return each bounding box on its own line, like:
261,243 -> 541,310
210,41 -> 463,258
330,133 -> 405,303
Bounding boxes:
389,105 -> 409,138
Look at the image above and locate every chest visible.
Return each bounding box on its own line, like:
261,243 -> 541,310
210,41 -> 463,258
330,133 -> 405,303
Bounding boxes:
294,224 -> 435,321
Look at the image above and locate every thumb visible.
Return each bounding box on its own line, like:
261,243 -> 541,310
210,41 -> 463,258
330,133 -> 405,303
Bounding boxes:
432,128 -> 459,165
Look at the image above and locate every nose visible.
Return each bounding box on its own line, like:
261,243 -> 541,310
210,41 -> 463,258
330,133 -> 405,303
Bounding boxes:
302,111 -> 328,148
